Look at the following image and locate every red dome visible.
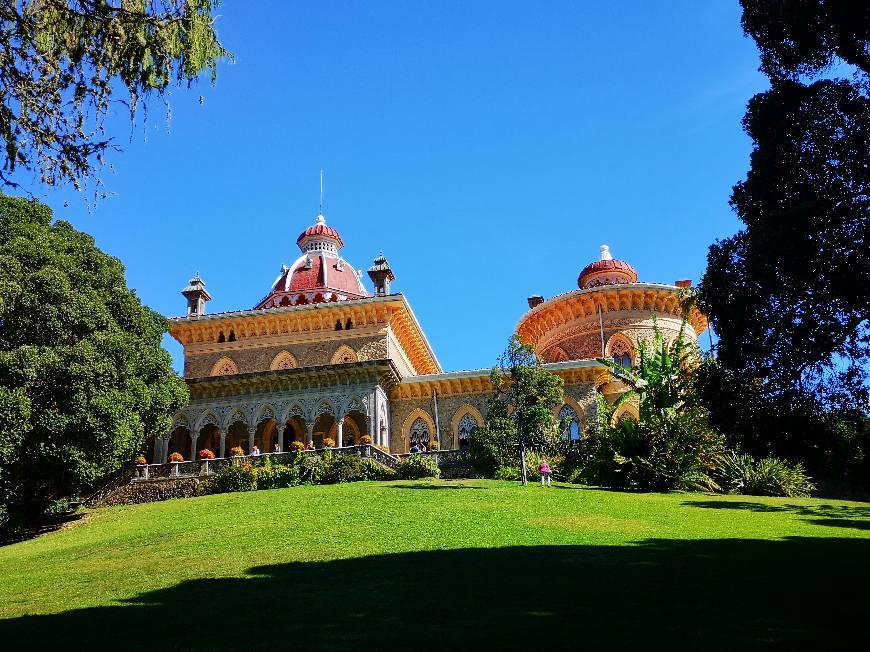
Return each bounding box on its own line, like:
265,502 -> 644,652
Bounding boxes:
254,253 -> 368,309
578,246 -> 637,289
296,222 -> 344,248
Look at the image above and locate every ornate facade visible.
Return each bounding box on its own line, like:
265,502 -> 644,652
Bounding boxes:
153,215 -> 706,462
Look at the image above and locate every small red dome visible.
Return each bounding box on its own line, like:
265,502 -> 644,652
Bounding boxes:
296,221 -> 344,248
578,246 -> 637,289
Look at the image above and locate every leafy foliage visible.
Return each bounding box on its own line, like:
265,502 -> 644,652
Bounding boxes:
395,455 -> 440,480
212,462 -> 256,493
583,319 -> 725,492
470,336 -> 565,477
319,455 -> 393,483
0,193 -> 188,522
740,0 -> 870,79
714,451 -> 815,498
698,3 -> 870,488
253,459 -> 300,490
0,1 -> 231,193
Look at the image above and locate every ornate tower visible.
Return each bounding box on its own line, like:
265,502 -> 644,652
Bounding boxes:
181,273 -> 212,317
367,252 -> 395,296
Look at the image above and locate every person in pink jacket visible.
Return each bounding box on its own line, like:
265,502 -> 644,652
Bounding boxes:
539,458 -> 552,487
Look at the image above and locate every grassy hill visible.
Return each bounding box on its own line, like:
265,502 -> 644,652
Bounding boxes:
1,480 -> 869,650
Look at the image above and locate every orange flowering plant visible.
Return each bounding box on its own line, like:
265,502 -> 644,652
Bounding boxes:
168,452 -> 184,463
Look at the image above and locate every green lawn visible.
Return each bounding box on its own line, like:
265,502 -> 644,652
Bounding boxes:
1,480 -> 869,650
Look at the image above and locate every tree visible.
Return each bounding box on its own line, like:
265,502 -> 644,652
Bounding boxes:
582,319 -> 723,491
0,1 -> 230,193
469,336 -> 564,482
0,193 -> 188,522
697,2 -> 870,484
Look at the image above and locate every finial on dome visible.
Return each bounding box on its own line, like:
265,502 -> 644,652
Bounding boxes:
599,244 -> 613,261
315,214 -> 326,226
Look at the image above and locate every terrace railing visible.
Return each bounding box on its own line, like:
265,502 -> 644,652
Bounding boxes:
131,445 -> 400,482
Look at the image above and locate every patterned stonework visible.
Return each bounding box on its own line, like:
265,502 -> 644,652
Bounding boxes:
185,335 -> 389,378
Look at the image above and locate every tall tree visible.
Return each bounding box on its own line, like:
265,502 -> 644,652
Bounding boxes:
0,0 -> 230,193
469,336 -> 564,482
697,1 -> 870,482
0,193 -> 188,522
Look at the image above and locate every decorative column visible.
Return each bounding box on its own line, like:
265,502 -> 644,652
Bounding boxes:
276,423 -> 285,453
369,391 -> 377,443
306,423 -> 315,448
189,430 -> 200,462
336,419 -> 344,448
248,425 -> 256,455
219,429 -> 227,458
153,437 -> 162,464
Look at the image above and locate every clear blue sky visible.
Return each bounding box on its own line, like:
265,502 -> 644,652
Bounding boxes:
24,1 -> 768,373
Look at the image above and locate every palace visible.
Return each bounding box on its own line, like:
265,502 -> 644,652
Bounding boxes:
153,211 -> 707,462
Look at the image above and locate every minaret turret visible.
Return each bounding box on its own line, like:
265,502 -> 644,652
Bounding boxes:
181,273 -> 212,317
367,252 -> 395,296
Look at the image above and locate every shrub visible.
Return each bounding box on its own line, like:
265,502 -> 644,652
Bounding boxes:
715,452 -> 815,497
289,441 -> 305,452
134,455 -> 147,465
213,463 -> 257,493
396,454 -> 440,480
582,398 -> 725,492
493,466 -> 520,481
318,455 -> 391,483
229,446 -> 245,457
359,435 -> 373,445
322,437 -> 336,448
198,449 -> 215,460
254,462 -> 300,490
168,452 -> 184,463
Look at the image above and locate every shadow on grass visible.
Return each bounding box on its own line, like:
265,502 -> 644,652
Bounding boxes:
0,512 -> 86,547
2,537 -> 869,650
686,500 -> 870,522
387,483 -> 484,490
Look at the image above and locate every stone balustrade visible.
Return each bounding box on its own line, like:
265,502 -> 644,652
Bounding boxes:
132,445 -> 399,482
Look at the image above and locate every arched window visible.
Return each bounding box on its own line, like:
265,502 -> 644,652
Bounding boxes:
457,414 -> 478,451
409,418 -> 430,447
608,335 -> 634,369
335,320 -> 343,331
559,405 -> 581,442
345,318 -> 353,330
612,353 -> 631,368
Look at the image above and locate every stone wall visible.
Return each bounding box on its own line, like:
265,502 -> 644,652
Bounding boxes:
390,392 -> 491,451
389,380 -> 597,451
184,334 -> 388,378
96,476 -> 215,507
542,315 -> 695,364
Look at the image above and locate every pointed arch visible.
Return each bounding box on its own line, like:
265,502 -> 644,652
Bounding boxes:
546,346 -> 569,363
269,350 -> 298,371
194,409 -> 220,432
605,332 -> 635,368
254,403 -> 277,425
330,344 -> 358,364
451,404 -> 484,451
211,356 -> 238,376
401,408 -> 436,452
612,401 -> 640,425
